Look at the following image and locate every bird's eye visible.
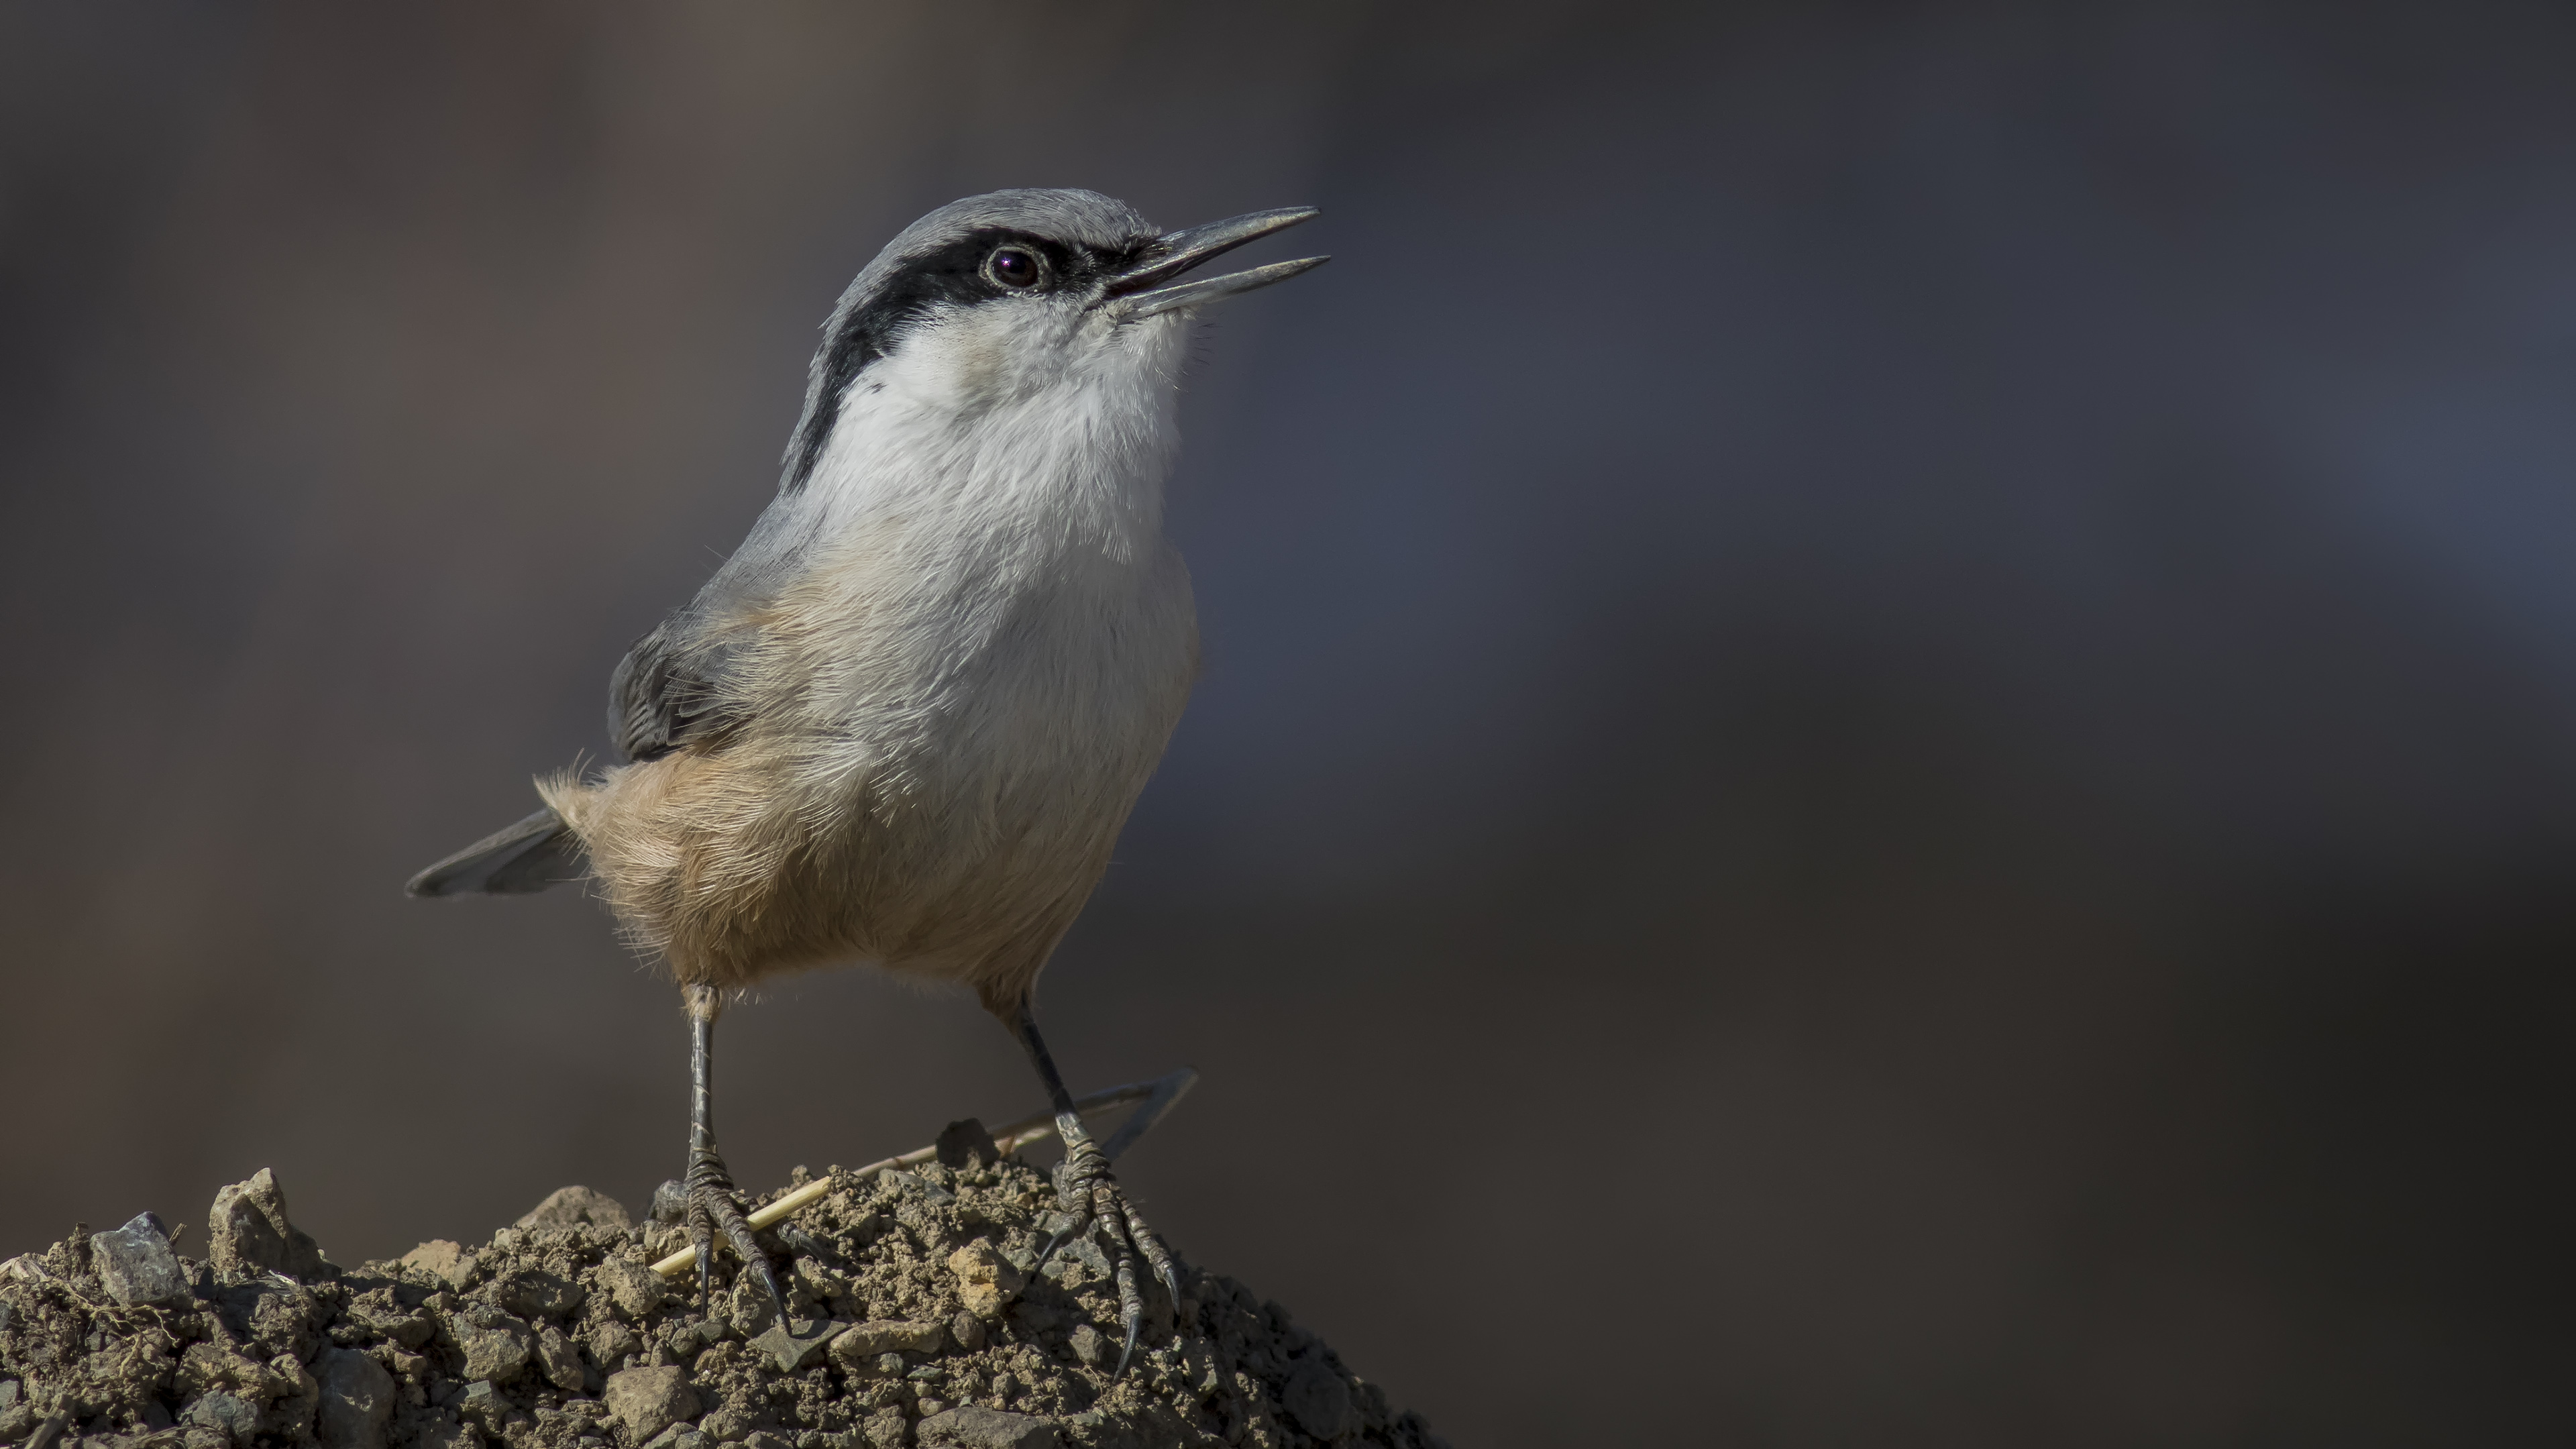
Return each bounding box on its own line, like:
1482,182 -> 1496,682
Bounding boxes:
985,247 -> 1043,289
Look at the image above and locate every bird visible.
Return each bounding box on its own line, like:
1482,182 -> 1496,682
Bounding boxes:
405,189 -> 1326,1373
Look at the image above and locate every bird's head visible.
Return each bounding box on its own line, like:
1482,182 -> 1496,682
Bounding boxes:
780,189 -> 1324,492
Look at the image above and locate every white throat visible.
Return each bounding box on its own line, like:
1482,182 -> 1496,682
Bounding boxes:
797,297 -> 1191,563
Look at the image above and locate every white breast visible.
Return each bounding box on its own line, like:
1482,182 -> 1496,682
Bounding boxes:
769,297 -> 1201,865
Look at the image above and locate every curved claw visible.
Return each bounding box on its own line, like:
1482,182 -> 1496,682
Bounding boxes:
1113,1311 -> 1141,1381
735,1246 -> 782,1309
1036,1215 -> 1087,1269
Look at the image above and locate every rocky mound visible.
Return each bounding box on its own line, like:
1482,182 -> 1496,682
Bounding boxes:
0,1133 -> 1438,1449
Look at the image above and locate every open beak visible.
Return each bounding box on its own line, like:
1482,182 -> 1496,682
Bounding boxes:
1102,206 -> 1328,318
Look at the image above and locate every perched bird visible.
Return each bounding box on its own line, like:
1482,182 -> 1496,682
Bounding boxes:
407,189 -> 1326,1369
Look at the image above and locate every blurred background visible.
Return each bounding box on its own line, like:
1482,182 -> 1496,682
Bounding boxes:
5,2 -> 2574,1444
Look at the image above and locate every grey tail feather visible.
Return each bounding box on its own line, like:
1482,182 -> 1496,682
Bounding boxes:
406,807 -> 584,897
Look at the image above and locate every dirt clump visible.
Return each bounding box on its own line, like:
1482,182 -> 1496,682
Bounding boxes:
0,1138 -> 1438,1449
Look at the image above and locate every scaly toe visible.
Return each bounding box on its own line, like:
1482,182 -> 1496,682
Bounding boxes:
684,1149 -> 776,1305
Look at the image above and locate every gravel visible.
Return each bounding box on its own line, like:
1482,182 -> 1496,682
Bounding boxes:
0,1145 -> 1440,1449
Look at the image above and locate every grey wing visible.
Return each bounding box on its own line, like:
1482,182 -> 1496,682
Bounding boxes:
411,571 -> 771,897
608,616 -> 753,761
406,612 -> 743,898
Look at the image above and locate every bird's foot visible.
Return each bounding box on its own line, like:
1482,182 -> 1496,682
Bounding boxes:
684,1146 -> 779,1308
1040,1114 -> 1177,1379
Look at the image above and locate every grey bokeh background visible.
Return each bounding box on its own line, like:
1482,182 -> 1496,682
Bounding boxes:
6,2 -> 2575,1444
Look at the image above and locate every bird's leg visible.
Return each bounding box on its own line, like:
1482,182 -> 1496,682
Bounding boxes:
1012,1000 -> 1177,1378
682,985 -> 779,1309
